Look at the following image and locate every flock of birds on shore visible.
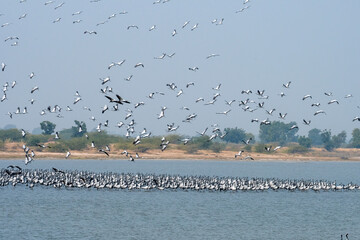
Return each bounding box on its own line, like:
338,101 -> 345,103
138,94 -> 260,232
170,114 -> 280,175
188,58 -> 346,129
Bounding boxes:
0,0 -> 359,167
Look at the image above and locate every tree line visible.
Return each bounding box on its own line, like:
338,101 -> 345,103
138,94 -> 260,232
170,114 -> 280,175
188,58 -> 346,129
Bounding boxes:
0,120 -> 360,153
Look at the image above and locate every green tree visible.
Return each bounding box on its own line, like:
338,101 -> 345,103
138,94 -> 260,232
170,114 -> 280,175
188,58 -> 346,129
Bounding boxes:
298,136 -> 312,148
308,128 -> 323,146
40,121 -> 56,135
350,128 -> 360,148
321,129 -> 335,151
259,121 -> 298,145
222,127 -> 247,144
332,131 -> 346,148
71,120 -> 87,137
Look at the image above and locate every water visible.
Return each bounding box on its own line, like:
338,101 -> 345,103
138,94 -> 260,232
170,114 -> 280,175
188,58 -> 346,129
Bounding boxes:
1,159 -> 359,240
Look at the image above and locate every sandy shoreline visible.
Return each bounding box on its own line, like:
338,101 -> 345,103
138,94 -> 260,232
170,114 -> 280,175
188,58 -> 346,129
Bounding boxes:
1,148 -> 360,162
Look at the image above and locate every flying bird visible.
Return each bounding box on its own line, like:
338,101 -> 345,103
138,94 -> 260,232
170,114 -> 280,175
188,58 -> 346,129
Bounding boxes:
105,94 -> 130,104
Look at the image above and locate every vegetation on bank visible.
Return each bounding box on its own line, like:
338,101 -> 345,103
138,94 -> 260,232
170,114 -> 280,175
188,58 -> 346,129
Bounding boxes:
0,120 -> 359,154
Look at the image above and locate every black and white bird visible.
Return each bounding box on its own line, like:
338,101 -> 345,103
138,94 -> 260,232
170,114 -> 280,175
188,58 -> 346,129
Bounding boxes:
105,94 -> 130,105
31,86 -> 39,93
134,63 -> 144,68
328,99 -> 339,105
2,62 -> 6,71
302,95 -> 312,100
99,149 -> 109,156
235,150 -> 244,158
242,137 -> 252,145
189,67 -> 199,71
55,132 -> 60,139
314,110 -> 326,116
84,31 -> 97,34
283,81 -> 291,88
303,119 -> 311,125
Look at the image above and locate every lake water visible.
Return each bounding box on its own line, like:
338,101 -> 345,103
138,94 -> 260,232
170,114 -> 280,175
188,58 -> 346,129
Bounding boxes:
1,159 -> 359,240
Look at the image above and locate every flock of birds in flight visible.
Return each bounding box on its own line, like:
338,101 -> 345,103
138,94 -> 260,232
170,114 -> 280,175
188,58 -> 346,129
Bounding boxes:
0,0 -> 359,166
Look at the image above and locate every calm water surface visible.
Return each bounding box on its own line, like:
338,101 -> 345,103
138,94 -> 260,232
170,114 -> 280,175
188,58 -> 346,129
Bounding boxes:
1,159 -> 359,240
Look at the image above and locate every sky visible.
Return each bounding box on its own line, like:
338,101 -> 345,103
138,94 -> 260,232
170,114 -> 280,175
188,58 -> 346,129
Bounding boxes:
0,0 -> 359,139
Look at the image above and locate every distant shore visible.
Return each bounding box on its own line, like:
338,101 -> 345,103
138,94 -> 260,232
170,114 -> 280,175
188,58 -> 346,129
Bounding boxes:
1,147 -> 360,161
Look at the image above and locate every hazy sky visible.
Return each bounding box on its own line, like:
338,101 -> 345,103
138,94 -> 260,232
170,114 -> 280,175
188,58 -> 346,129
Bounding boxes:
0,0 -> 359,139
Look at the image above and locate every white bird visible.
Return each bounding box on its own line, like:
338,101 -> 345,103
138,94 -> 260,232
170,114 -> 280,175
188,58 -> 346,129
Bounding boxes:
0,93 -> 7,102
206,54 -> 220,59
311,103 -> 321,107
4,36 -> 19,42
302,95 -> 312,100
328,99 -> 339,105
216,109 -> 231,115
289,125 -> 298,130
195,97 -> 204,103
273,146 -> 281,151
31,86 -> 39,93
283,81 -> 291,88
1,62 -> 6,71
235,151 -> 244,158
190,23 -> 198,31
176,89 -> 183,97
100,77 -> 110,85
72,11 -> 83,16
314,110 -> 326,116
324,92 -> 333,97
55,132 -> 60,139
21,129 -> 26,138
127,25 -> 139,30
216,18 -> 224,25
196,127 -> 208,136
73,20 -> 82,24
52,18 -> 61,23
19,13 -> 27,20
108,13 -> 116,19
54,2 -> 64,10
29,72 -> 35,79
44,0 -> 54,5
345,94 -> 353,98
84,31 -> 97,34
279,113 -> 287,119
65,151 -> 71,159
186,82 -> 195,88
167,53 -> 176,58
266,109 -> 276,115
134,63 -> 144,68
157,109 -> 165,119
225,100 -> 236,106
182,21 -> 190,28
189,67 -> 199,71
149,25 -> 156,31
172,29 -> 177,37
242,137 -> 252,145
73,97 -> 81,104
303,119 -> 311,125
212,84 -> 221,91
102,105 -> 108,114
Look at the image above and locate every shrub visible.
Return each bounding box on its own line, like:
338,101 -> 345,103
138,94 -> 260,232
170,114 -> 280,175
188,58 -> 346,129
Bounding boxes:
25,135 -> 50,146
254,143 -> 267,153
286,144 -> 310,154
243,144 -> 252,152
298,136 -> 312,148
63,138 -> 88,150
46,142 -> 68,152
210,142 -> 225,153
0,140 -> 4,150
0,129 -> 22,142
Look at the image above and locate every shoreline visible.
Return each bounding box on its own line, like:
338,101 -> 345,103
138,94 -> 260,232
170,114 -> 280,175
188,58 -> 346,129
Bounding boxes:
1,148 -> 360,162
